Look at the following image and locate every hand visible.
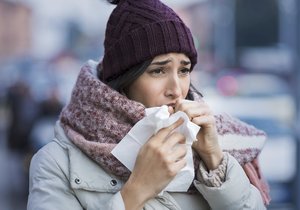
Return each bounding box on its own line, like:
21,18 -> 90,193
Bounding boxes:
121,118 -> 187,210
174,100 -> 223,170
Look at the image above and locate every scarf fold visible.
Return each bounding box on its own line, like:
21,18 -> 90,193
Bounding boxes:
60,61 -> 270,205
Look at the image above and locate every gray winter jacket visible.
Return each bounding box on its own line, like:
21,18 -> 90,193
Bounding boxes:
27,122 -> 266,210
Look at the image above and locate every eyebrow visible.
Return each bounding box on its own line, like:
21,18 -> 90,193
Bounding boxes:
150,59 -> 191,66
181,60 -> 191,66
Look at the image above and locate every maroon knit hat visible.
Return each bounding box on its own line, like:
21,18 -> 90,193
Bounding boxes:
101,0 -> 198,82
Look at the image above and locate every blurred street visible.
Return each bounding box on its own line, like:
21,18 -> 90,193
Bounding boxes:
0,120 -> 28,210
0,0 -> 300,209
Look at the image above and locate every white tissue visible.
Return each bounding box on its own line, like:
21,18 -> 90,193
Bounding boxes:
111,105 -> 200,192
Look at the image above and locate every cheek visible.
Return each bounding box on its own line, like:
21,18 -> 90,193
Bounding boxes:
126,80 -> 160,106
181,78 -> 191,97
138,83 -> 163,106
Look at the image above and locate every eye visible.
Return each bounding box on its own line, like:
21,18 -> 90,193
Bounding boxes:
148,68 -> 165,76
179,68 -> 191,76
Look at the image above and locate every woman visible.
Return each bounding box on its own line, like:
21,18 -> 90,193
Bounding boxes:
27,0 -> 270,209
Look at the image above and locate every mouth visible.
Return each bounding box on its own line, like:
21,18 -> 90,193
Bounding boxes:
166,103 -> 176,109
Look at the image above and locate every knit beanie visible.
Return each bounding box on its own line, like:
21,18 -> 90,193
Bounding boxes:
101,0 -> 198,82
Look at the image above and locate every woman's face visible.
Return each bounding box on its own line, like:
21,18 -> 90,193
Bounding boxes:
126,53 -> 191,108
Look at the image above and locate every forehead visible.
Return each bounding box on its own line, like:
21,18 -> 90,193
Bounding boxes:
152,53 -> 190,62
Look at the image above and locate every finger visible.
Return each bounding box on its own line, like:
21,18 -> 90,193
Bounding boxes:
155,118 -> 184,140
174,99 -> 184,112
171,157 -> 187,173
175,101 -> 212,120
163,157 -> 187,178
185,107 -> 212,121
168,106 -> 175,114
192,115 -> 215,128
164,132 -> 186,148
174,99 -> 196,111
169,144 -> 187,162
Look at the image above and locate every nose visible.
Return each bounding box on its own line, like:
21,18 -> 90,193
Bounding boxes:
165,74 -> 181,99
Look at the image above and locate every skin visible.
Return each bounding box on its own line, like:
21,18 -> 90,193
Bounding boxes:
121,53 -> 224,210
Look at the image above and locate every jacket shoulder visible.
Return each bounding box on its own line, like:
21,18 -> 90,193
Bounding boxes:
30,141 -> 69,181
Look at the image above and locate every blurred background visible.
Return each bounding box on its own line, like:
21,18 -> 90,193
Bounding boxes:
0,0 -> 299,209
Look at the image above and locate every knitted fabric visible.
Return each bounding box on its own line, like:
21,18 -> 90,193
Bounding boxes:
60,62 -> 145,178
101,0 -> 197,82
243,158 -> 271,205
197,152 -> 229,187
60,61 -> 270,204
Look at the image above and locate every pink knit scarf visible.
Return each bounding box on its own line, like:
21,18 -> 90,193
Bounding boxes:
60,61 -> 270,205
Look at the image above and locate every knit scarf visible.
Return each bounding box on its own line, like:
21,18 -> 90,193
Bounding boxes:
60,61 -> 270,205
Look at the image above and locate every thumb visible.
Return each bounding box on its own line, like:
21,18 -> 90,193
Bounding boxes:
168,106 -> 174,115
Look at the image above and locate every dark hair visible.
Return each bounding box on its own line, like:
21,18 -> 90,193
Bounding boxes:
107,0 -> 120,5
97,61 -> 203,100
97,59 -> 153,93
187,84 -> 203,100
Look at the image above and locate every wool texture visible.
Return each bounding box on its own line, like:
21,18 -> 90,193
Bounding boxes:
197,152 -> 229,187
101,0 -> 197,82
60,61 -> 270,205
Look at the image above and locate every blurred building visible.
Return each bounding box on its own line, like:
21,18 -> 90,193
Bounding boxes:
0,1 -> 31,60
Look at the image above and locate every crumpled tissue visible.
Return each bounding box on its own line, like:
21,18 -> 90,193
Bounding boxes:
111,105 -> 200,192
